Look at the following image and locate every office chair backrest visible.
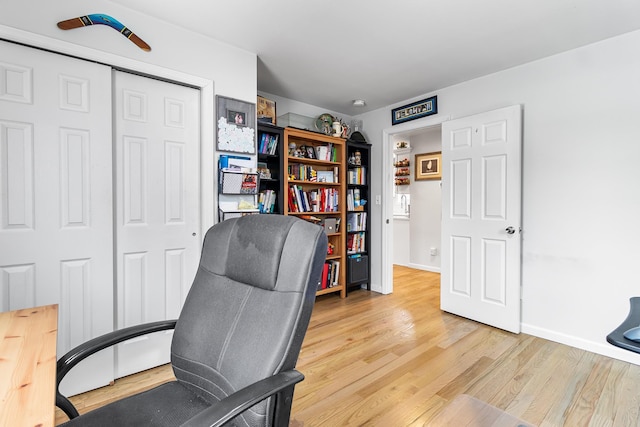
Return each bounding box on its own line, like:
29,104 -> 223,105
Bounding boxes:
171,215 -> 326,426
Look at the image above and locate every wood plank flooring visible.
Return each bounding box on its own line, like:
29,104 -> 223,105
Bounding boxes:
55,266 -> 640,426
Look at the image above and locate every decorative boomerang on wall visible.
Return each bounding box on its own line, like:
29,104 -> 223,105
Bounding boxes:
57,14 -> 151,52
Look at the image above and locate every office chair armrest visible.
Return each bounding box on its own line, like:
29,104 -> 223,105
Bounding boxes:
56,319 -> 177,419
181,370 -> 304,427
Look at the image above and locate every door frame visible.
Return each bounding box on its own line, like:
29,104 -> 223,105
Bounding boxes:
0,25 -> 216,234
381,114 -> 450,294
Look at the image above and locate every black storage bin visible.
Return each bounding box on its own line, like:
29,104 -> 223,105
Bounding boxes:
347,255 -> 369,284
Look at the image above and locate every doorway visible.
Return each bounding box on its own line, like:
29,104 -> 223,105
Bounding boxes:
381,115 -> 449,295
391,126 -> 442,271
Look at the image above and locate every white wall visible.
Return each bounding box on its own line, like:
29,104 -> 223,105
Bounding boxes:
359,29 -> 640,365
258,91 -> 354,131
391,128 -> 442,271
0,1 -> 256,100
0,0 -> 257,230
393,218 -> 410,265
408,128 -> 442,271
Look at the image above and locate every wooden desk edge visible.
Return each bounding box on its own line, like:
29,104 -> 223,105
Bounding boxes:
0,304 -> 58,427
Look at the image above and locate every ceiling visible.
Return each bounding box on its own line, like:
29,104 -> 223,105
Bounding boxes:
108,0 -> 640,116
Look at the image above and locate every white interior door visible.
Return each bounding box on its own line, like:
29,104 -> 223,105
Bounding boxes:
113,70 -> 201,378
0,40 -> 115,395
441,105 -> 522,333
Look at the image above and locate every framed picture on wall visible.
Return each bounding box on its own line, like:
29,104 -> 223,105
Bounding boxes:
216,96 -> 256,154
257,95 -> 276,124
415,152 -> 442,181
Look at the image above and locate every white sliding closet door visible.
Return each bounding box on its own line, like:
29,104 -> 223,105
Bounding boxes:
0,40 -> 115,395
113,70 -> 201,378
0,41 -> 203,396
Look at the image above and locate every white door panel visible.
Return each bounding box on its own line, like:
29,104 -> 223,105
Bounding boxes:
113,71 -> 200,378
0,40 -> 114,395
441,105 -> 522,333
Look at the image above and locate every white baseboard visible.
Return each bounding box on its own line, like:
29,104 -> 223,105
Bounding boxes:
407,263 -> 441,273
393,262 -> 440,273
522,323 -> 640,366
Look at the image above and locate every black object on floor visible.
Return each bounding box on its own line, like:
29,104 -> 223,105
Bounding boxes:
607,297 -> 640,354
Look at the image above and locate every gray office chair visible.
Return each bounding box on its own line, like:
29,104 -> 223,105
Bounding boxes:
56,215 -> 327,427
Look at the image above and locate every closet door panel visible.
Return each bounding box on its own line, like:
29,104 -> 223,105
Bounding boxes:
113,71 -> 200,378
0,40 -> 114,396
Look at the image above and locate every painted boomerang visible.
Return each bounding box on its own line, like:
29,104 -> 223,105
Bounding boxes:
57,14 -> 151,52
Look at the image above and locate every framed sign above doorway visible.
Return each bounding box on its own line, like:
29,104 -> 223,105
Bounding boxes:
391,95 -> 438,125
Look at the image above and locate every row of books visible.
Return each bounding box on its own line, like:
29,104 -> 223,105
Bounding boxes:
348,167 -> 367,185
318,260 -> 340,290
288,164 -> 339,183
288,164 -> 317,182
314,144 -> 339,162
346,188 -> 363,211
347,232 -> 366,254
288,185 -> 339,213
347,212 -> 367,232
258,190 -> 277,213
258,132 -> 278,155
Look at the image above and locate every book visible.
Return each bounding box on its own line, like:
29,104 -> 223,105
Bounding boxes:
299,214 -> 322,223
315,145 -> 328,161
288,187 -> 299,212
268,134 -> 279,155
321,262 -> 329,289
332,261 -> 340,287
258,190 -> 277,213
317,170 -> 334,183
240,174 -> 257,194
258,132 -> 279,155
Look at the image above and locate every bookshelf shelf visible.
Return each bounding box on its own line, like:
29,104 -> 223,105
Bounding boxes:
316,286 -> 342,296
287,211 -> 344,216
287,157 -> 341,166
287,180 -> 341,187
283,127 -> 347,298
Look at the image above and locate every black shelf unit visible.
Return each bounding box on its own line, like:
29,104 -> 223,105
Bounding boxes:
345,139 -> 371,294
257,122 -> 284,214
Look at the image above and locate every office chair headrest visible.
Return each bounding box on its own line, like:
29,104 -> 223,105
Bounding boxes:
201,215 -> 305,291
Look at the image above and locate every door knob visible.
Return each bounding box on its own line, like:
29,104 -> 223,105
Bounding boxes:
505,226 -> 516,234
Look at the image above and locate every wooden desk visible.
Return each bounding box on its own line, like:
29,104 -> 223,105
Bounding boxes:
0,304 -> 58,427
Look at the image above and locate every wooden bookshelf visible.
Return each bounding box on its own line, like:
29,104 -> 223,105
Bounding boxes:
283,128 -> 346,298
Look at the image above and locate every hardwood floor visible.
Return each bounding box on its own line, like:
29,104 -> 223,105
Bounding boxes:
55,266 -> 640,426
